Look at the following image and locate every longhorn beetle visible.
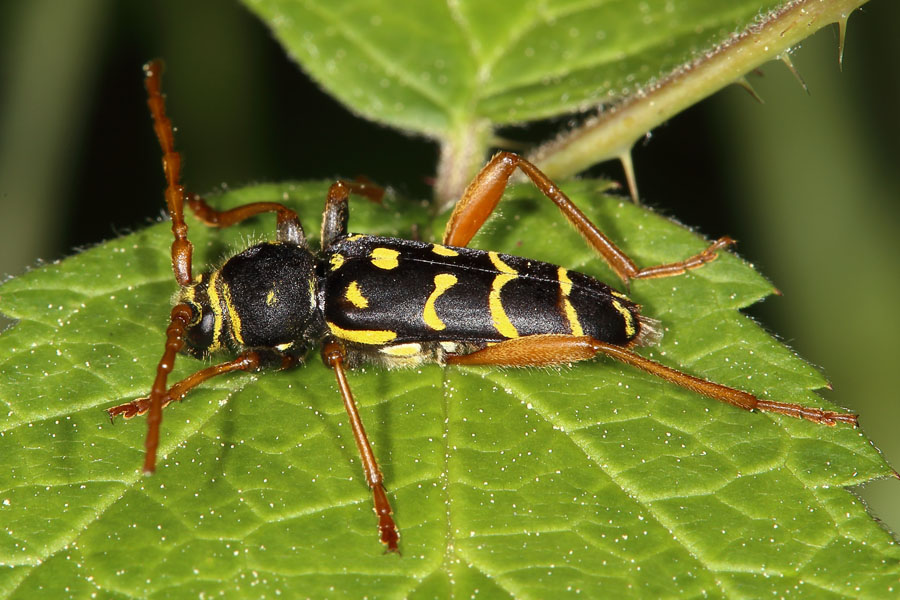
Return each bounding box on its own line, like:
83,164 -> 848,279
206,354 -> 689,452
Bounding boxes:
108,61 -> 858,553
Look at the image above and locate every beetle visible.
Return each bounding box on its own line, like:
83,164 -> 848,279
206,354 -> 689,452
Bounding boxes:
108,61 -> 857,553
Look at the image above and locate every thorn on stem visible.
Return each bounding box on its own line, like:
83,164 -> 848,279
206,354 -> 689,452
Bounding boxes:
735,77 -> 765,104
618,150 -> 639,204
837,14 -> 851,71
778,53 -> 809,95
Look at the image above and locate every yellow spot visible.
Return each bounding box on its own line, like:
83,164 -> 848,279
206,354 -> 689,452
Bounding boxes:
345,234 -> 365,242
611,290 -> 629,300
329,253 -> 345,271
370,247 -> 400,270
488,251 -> 517,274
431,244 -> 458,257
276,342 -> 293,352
612,300 -> 636,337
558,267 -> 583,336
309,278 -> 317,310
327,322 -> 397,345
380,343 -> 422,357
266,290 -> 277,306
489,273 -> 519,338
423,273 -> 458,330
222,278 -> 244,345
345,281 -> 369,308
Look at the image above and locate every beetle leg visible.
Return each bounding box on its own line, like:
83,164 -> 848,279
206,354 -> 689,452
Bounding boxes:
321,180 -> 386,249
186,194 -> 307,247
144,60 -> 194,286
443,151 -> 733,286
109,341 -> 267,474
145,60 -> 308,252
117,301 -> 192,473
322,341 -> 399,553
109,349 -> 298,472
447,334 -> 858,427
192,176 -> 384,251
321,182 -> 352,249
108,351 -> 265,420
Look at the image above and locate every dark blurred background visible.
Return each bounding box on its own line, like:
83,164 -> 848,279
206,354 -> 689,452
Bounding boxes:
1,1 -> 898,532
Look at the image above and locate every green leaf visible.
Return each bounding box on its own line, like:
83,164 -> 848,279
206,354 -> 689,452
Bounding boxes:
241,0 -> 868,200
242,0 -> 781,131
0,182 -> 897,598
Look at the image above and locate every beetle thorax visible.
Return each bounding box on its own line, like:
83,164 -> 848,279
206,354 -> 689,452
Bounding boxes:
179,242 -> 321,356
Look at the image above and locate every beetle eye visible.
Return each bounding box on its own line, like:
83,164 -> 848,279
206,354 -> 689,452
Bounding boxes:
183,305 -> 216,356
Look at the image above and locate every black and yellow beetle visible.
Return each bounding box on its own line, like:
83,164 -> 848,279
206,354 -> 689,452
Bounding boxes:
109,61 -> 858,553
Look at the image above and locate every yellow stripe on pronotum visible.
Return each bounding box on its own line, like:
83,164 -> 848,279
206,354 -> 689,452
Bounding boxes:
222,279 -> 245,345
206,270 -> 225,351
423,273 -> 458,330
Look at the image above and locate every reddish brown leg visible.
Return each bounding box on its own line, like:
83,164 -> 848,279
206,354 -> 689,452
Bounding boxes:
321,179 -> 386,248
186,176 -> 382,247
144,60 -> 193,286
145,61 -> 314,251
448,334 -> 858,427
344,176 -> 385,204
139,62 -> 310,474
443,152 -> 733,286
132,303 -> 192,473
186,194 -> 307,246
322,342 -> 399,552
108,351 -> 263,420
